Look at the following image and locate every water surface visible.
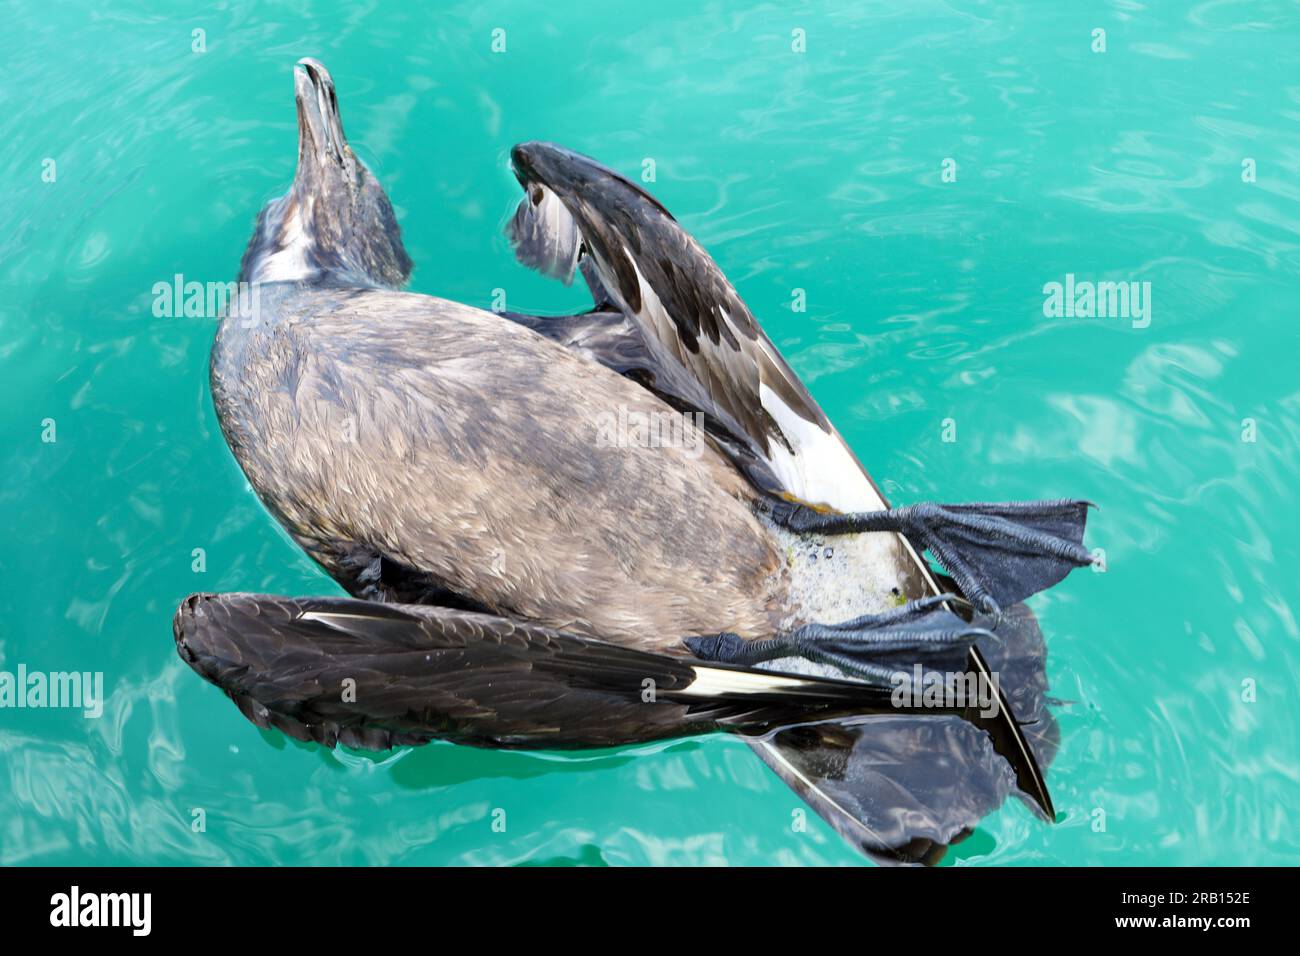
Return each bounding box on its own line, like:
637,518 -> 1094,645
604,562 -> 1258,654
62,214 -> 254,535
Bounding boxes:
1,0 -> 1298,865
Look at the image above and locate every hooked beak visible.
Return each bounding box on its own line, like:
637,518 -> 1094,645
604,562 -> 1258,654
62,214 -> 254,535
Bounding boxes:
510,140 -> 675,221
510,141 -> 591,213
509,142 -> 537,182
509,142 -> 545,203
505,142 -> 586,283
295,57 -> 346,168
510,141 -> 580,194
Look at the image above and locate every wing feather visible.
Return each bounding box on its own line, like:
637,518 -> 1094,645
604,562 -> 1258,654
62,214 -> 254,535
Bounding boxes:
174,592 -> 905,750
506,148 -> 886,511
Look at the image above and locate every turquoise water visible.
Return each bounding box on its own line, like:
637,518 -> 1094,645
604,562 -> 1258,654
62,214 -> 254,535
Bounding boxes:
2,0 -> 1298,866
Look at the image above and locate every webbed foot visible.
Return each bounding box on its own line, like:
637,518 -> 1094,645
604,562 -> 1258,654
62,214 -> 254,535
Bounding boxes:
686,595 -> 991,687
766,498 -> 1097,614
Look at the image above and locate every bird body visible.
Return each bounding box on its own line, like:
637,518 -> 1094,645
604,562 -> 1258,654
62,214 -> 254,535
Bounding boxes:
176,59 -> 1094,860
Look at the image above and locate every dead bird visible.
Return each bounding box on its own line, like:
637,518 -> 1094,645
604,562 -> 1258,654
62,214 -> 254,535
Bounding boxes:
178,59 -> 1097,863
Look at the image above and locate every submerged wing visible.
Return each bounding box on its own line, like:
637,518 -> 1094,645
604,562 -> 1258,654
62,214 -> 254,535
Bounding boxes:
174,592 -> 927,750
507,142 -> 884,512
750,602 -> 1059,865
176,591 -> 1056,864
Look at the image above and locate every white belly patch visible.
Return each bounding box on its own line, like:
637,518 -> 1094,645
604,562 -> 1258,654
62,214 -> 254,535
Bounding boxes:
761,517 -> 918,680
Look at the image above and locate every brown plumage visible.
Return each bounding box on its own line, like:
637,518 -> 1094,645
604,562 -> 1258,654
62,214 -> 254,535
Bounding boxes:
211,285 -> 790,651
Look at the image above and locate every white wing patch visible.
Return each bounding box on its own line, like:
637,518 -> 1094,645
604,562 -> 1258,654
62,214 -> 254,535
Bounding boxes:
537,185 -> 582,280
625,252 -> 688,365
298,610 -> 380,629
681,665 -> 819,697
757,382 -> 883,513
597,246 -> 880,515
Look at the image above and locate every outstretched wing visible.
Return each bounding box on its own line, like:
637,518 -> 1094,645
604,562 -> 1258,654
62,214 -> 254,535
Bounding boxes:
173,592 -> 908,751
175,592 -> 1056,864
506,142 -> 885,512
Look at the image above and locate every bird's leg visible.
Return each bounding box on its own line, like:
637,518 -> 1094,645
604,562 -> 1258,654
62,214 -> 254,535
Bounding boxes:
686,595 -> 991,688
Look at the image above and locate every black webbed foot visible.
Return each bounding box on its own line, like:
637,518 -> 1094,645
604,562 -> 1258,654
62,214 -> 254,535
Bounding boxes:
766,498 -> 1098,614
686,595 -> 992,687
